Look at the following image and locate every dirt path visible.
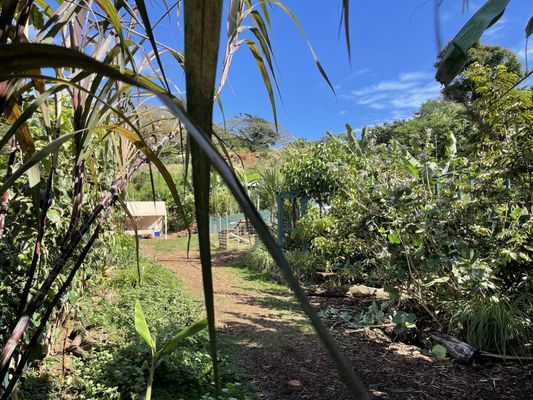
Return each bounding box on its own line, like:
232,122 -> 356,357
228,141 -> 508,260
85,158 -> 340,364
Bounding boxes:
142,243 -> 532,400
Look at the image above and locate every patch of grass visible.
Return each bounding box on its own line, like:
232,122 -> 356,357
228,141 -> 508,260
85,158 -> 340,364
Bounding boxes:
224,260 -> 312,333
449,293 -> 533,355
20,243 -> 251,399
143,234 -> 219,253
227,261 -> 291,296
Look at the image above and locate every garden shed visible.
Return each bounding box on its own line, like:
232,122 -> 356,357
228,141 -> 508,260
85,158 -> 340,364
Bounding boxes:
124,201 -> 167,238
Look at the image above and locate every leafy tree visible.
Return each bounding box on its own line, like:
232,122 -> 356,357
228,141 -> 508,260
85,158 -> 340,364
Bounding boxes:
285,62 -> 533,354
282,140 -> 355,202
225,113 -> 280,152
367,99 -> 475,160
436,44 -> 523,103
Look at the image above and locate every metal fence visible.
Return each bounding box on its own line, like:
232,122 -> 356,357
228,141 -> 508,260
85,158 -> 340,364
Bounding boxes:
208,210 -> 272,233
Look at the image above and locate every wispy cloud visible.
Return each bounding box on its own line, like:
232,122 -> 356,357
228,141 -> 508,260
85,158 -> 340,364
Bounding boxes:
482,16 -> 509,40
341,70 -> 441,118
348,68 -> 370,79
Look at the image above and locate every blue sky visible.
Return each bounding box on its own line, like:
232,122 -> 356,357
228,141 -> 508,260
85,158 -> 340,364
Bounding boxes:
206,1 -> 532,140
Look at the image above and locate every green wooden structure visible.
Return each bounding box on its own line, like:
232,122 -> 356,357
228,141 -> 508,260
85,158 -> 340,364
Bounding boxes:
276,191 -> 308,250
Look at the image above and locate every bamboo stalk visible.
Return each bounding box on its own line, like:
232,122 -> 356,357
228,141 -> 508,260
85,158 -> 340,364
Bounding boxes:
1,206 -> 112,400
17,150 -> 58,317
0,138 -> 17,240
0,131 -> 176,383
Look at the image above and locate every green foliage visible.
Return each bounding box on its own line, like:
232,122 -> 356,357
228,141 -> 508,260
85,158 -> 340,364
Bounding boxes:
134,299 -> 207,400
217,113 -> 280,152
57,254 -> 244,400
245,243 -> 276,274
276,64 -> 533,354
431,344 -> 447,360
435,0 -> 511,85
438,44 -> 523,103
359,302 -> 387,326
391,311 -> 417,334
367,99 -> 473,159
449,294 -> 533,355
72,349 -> 145,399
245,242 -> 318,284
282,139 -> 356,202
317,302 -> 415,331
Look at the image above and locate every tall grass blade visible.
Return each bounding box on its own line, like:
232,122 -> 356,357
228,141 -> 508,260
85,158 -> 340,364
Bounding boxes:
184,0 -> 223,390
134,0 -> 172,93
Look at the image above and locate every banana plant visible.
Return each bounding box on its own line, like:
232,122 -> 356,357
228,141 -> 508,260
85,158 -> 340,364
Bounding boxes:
134,300 -> 207,400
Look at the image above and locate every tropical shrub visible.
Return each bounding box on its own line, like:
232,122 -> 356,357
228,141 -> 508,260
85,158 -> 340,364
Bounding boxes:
280,64 -> 533,353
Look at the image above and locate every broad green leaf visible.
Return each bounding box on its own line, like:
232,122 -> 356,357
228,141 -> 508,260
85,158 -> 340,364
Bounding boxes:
47,209 -> 61,224
445,131 -> 457,159
134,300 -> 154,349
158,318 -> 208,357
0,43 -> 369,399
526,16 -> 533,38
388,232 -> 401,245
401,151 -> 422,178
436,0 -> 511,85
432,344 -> 447,360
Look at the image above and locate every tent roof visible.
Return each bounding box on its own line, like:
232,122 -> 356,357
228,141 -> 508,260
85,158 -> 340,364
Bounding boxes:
126,201 -> 167,217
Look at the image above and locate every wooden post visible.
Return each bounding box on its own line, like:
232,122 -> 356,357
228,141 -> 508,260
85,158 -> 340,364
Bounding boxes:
218,229 -> 228,250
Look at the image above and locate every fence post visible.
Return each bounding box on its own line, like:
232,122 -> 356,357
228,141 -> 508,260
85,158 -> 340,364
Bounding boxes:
277,194 -> 284,249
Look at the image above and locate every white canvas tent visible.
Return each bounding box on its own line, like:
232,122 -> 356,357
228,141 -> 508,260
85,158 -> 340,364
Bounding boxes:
124,201 -> 167,238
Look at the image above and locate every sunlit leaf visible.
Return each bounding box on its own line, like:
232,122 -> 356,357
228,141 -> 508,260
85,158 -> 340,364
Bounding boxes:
134,300 -> 155,349
158,318 -> 207,357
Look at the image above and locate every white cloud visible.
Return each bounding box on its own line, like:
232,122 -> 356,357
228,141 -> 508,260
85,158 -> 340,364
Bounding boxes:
349,68 -> 370,78
399,71 -> 433,81
481,16 -> 508,40
341,70 -> 442,118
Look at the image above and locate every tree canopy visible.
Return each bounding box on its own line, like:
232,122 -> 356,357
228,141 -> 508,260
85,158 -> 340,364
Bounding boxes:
224,113 -> 280,152
436,44 -> 523,103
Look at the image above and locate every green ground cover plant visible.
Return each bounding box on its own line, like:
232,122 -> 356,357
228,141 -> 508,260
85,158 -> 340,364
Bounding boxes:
18,235 -> 249,399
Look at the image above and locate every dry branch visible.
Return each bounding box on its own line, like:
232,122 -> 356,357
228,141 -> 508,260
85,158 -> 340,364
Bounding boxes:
429,333 -> 478,363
